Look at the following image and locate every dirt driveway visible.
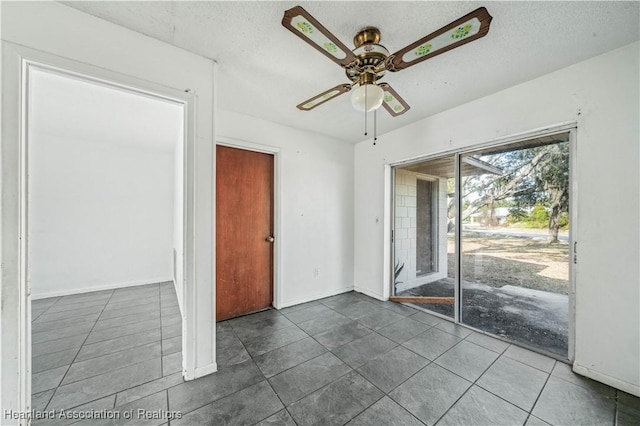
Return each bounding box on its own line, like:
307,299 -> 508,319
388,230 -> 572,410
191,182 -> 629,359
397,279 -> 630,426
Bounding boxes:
447,231 -> 569,295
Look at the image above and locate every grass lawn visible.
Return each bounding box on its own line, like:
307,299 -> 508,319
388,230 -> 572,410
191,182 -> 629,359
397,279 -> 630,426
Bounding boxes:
447,231 -> 569,295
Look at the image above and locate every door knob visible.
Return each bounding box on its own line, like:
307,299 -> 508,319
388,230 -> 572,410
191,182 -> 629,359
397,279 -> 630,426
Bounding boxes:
266,236 -> 275,243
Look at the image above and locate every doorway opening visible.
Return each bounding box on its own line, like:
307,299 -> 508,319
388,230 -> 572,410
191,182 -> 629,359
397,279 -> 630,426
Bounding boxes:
392,130 -> 573,358
27,66 -> 186,410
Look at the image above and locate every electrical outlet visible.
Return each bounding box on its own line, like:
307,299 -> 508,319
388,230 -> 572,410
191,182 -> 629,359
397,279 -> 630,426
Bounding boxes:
313,268 -> 320,278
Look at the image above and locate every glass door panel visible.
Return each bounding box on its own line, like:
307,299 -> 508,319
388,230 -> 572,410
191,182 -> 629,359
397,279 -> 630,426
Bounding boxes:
392,155 -> 456,318
459,137 -> 570,357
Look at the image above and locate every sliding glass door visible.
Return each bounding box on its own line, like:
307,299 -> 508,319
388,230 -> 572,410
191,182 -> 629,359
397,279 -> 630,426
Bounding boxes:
392,132 -> 571,358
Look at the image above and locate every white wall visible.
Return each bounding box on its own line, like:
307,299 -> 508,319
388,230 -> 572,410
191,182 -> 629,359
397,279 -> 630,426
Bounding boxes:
2,2 -> 216,417
354,42 -> 639,395
29,132 -> 174,298
217,110 -> 354,307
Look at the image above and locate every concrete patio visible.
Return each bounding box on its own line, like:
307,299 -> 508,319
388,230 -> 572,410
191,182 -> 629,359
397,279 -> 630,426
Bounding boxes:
398,278 -> 569,357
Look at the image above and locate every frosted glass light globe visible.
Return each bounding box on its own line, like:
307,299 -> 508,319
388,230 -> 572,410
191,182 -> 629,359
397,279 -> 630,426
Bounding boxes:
350,84 -> 384,112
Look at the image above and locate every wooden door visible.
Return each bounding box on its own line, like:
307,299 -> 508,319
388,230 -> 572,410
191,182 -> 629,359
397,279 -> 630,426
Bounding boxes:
216,145 -> 274,320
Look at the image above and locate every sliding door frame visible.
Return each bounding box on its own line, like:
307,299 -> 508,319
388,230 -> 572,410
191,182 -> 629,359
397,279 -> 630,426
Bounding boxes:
389,122 -> 577,360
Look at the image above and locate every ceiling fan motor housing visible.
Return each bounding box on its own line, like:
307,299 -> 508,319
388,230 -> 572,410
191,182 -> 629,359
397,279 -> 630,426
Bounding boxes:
346,27 -> 389,84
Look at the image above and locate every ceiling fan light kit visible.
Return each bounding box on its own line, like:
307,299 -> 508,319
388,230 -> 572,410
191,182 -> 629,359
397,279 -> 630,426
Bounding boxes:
282,5 -> 493,139
350,83 -> 384,112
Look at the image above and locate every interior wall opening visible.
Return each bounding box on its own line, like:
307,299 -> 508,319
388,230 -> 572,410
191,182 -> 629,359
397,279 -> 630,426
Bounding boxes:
392,131 -> 573,359
27,66 -> 185,407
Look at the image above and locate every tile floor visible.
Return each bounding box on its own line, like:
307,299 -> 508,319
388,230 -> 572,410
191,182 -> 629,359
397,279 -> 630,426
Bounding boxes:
31,283 -> 639,425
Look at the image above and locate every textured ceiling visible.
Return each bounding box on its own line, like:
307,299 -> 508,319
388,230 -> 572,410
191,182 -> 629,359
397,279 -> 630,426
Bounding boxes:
60,1 -> 640,144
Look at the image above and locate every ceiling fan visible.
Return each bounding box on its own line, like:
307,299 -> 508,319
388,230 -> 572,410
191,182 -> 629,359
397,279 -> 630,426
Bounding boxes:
282,5 -> 493,117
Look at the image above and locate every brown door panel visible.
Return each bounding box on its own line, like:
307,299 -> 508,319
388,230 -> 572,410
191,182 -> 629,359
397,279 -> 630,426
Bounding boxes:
216,146 -> 274,321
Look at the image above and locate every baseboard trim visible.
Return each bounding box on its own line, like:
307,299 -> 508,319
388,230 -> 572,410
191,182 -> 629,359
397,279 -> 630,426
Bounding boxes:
354,285 -> 386,302
193,362 -> 218,379
573,363 -> 640,396
279,285 -> 353,309
31,277 -> 173,300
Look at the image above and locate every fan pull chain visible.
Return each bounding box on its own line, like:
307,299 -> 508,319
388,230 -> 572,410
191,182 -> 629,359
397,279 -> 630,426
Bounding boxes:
364,85 -> 368,136
364,110 -> 367,136
373,109 -> 377,145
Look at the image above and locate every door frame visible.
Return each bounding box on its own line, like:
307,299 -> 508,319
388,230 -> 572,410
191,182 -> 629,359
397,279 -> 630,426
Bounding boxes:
216,136 -> 282,309
1,42 -> 198,418
388,122 -> 577,361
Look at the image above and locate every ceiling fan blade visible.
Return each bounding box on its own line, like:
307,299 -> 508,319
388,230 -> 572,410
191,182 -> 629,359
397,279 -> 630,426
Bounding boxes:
389,7 -> 492,72
296,84 -> 352,111
378,83 -> 410,116
282,6 -> 357,67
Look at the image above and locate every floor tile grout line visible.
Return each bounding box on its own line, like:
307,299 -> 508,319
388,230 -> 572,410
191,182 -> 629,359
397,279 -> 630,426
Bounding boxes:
66,327 -> 163,364
34,301 -> 110,317
31,298 -> 84,322
114,375 -> 184,410
33,309 -> 106,325
383,364 -> 435,425
49,298 -> 114,309
39,294 -> 95,312
288,297 -> 413,342
461,331 -> 511,356
284,407 -> 300,426
48,345 -> 164,387
229,316 -> 299,341
284,368 -> 369,420
260,377 -> 292,422
42,288 -> 117,411
277,348 -> 349,387
44,295 -> 112,304
105,295 -> 164,306
97,305 -> 163,321
524,360 -> 557,425
91,311 -> 162,331
430,348 -> 518,426
32,296 -> 61,312
328,369 -> 388,425
260,343 -> 328,380
355,343 -> 432,396
96,305 -> 162,324
239,325 -> 308,357
31,313 -> 104,332
381,334 -> 446,394
501,348 -> 559,375
81,324 -> 164,348
31,336 -> 89,356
